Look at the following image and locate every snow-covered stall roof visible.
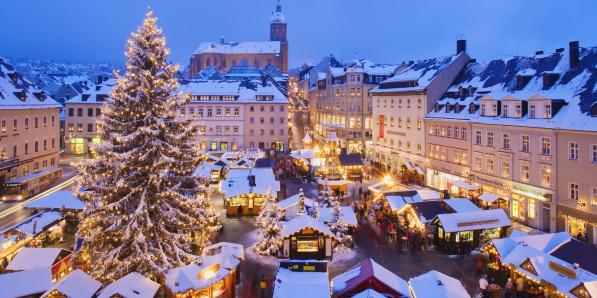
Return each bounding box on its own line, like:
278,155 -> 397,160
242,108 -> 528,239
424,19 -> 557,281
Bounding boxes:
289,148 -> 316,160
278,193 -> 318,220
318,206 -> 358,227
221,167 -> 280,199
0,57 -> 62,110
409,270 -> 470,298
443,198 -> 480,213
450,180 -> 480,191
352,288 -> 388,298
433,209 -> 511,233
194,41 -> 280,55
41,269 -> 101,298
98,272 -> 160,298
478,192 -> 500,204
486,232 -> 572,260
281,214 -> 335,238
25,190 -> 84,210
427,46 -> 597,132
165,242 -> 244,294
273,267 -> 331,298
383,190 -> 423,212
0,267 -> 52,297
13,210 -> 63,236
6,247 -> 63,271
332,258 -> 410,297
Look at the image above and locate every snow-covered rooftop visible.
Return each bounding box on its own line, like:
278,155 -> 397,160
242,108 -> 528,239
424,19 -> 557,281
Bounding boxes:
443,198 -> 481,213
13,210 -> 63,236
221,167 -> 280,199
194,41 -> 280,55
0,267 -> 52,297
427,46 -> 597,132
273,267 -> 330,298
0,57 -> 62,110
434,208 -> 511,233
179,80 -> 288,104
65,79 -> 115,104
165,242 -> 244,294
332,258 -> 410,297
281,214 -> 335,238
41,269 -> 101,298
25,190 -> 84,210
318,206 -> 358,227
6,247 -> 63,271
409,270 -> 470,298
98,272 -> 160,298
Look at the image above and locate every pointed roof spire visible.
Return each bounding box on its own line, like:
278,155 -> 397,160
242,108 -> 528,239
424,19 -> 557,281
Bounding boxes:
271,0 -> 286,24
276,0 -> 282,12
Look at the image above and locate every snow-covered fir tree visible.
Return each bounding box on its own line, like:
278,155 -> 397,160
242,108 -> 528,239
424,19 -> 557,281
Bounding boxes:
75,10 -> 220,282
329,200 -> 352,247
319,181 -> 337,208
254,189 -> 284,256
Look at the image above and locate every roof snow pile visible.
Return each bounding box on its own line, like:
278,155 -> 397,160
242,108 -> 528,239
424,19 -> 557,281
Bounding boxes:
273,267 -> 330,298
98,272 -> 160,298
221,167 -> 280,199
281,214 -> 335,238
0,57 -> 62,110
41,269 -> 101,298
443,198 -> 481,213
13,210 -> 63,236
6,247 -> 62,271
0,267 -> 52,297
194,41 -> 280,55
409,270 -> 471,298
165,242 -> 244,294
434,208 -> 511,233
179,80 -> 288,103
25,190 -> 84,210
428,45 -> 597,132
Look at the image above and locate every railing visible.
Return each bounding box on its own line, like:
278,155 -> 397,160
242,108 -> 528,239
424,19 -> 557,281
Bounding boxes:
0,157 -> 18,170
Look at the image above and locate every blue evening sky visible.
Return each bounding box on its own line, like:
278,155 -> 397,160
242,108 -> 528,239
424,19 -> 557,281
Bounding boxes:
1,0 -> 596,68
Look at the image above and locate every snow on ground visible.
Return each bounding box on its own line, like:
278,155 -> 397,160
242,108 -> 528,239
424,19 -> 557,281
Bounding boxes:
245,244 -> 280,267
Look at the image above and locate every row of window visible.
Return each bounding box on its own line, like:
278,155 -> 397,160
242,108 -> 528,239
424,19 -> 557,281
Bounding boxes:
68,107 -> 101,118
474,131 -> 552,155
473,156 -> 552,187
480,103 -> 551,119
8,157 -> 57,180
568,143 -> 597,163
378,139 -> 422,155
428,144 -> 468,165
428,125 -> 467,140
68,123 -> 97,133
377,98 -> 423,109
198,126 -> 240,136
0,115 -> 57,133
335,87 -> 362,97
249,117 -> 285,125
2,138 -> 57,158
249,128 -> 286,137
568,183 -> 597,205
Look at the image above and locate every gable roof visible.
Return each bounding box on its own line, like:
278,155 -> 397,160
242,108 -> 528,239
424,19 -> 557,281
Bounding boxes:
98,272 -> 160,298
194,41 -> 280,55
41,269 -> 102,298
6,247 -> 63,271
408,270 -> 470,298
281,214 -> 335,238
332,258 -> 410,297
433,208 -> 511,233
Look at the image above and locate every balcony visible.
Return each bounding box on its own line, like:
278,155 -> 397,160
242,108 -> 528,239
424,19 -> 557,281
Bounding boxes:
0,157 -> 19,170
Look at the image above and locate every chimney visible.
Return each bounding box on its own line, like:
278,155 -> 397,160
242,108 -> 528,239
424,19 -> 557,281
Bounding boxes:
220,35 -> 225,44
569,41 -> 579,68
457,39 -> 467,54
535,50 -> 544,56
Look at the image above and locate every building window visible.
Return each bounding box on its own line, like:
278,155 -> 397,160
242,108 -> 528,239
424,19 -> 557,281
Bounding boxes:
398,118 -> 402,128
542,168 -> 551,187
43,139 -> 47,150
541,137 -> 551,155
440,126 -> 446,136
249,129 -> 254,136
501,160 -> 510,178
87,123 -> 93,132
77,124 -> 83,132
454,127 -> 460,139
43,116 -> 47,127
0,120 -> 5,133
96,109 -> 101,117
417,144 -> 422,154
88,108 -> 93,117
545,104 -> 552,118
475,131 -> 482,145
25,143 -> 29,155
215,108 -> 221,117
13,119 -> 18,131
475,156 -> 482,171
447,126 -> 452,138
487,132 -> 494,147
260,129 -> 265,136
417,119 -> 422,130
521,135 -> 530,152
68,108 -> 74,117
487,159 -> 494,174
234,108 -> 240,117
515,105 -> 522,117
25,118 -> 29,129
280,117 -> 284,124
528,199 -> 535,219
34,117 -> 38,128
233,126 -> 239,135
250,117 -> 254,124
77,108 -> 83,117
434,125 -> 439,136
521,164 -> 530,183
569,142 -> 579,160
417,99 -> 422,108
428,126 -> 433,135
68,124 -> 74,132
260,117 -> 264,124
461,128 -> 467,140
503,133 -> 510,150
270,129 -> 274,136
207,109 -> 212,117
52,138 -> 55,148
225,108 -> 230,117
569,183 -> 579,201
280,129 -> 285,136
406,118 -> 411,129
591,144 -> 597,163
502,105 -> 508,117
198,109 -> 204,117
529,105 -> 536,118
481,104 -> 486,116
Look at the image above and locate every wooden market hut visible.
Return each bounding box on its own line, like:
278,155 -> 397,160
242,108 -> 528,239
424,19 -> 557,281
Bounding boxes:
221,168 -> 280,216
280,215 -> 336,260
338,149 -> 364,181
431,208 -> 511,254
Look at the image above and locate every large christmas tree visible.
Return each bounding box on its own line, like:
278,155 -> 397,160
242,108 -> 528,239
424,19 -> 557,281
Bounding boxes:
254,189 -> 284,256
76,10 -> 220,282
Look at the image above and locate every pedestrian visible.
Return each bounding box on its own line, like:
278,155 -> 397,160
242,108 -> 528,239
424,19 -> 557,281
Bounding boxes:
237,205 -> 243,217
479,274 -> 489,298
359,187 -> 363,200
504,278 -> 514,298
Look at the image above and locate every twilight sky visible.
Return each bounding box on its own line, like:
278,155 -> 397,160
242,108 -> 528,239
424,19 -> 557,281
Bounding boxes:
1,0 -> 596,68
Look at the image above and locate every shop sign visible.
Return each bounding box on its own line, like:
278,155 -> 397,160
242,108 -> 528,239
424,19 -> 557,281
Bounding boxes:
511,183 -> 551,202
548,261 -> 576,279
457,219 -> 499,227
387,130 -> 406,137
473,174 -> 504,188
279,260 -> 328,272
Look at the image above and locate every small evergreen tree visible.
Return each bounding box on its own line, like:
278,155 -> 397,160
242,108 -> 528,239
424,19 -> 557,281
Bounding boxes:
254,189 -> 284,256
329,200 -> 352,247
319,181 -> 337,208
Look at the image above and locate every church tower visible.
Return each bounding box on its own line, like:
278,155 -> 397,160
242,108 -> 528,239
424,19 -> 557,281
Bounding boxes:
270,0 -> 288,72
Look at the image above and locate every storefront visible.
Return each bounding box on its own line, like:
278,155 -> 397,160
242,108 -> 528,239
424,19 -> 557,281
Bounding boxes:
557,204 -> 597,245
224,193 -> 265,216
426,169 -> 467,191
69,137 -> 85,155
509,182 -> 553,231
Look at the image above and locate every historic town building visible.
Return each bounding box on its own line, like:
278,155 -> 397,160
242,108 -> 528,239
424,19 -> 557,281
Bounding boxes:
371,41 -> 470,176
0,57 -> 62,200
425,41 -> 597,235
180,79 -> 289,152
189,1 -> 289,78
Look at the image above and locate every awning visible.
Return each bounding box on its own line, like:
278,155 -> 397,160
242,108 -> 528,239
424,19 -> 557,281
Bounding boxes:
451,180 -> 480,191
479,192 -> 501,204
404,161 -> 414,170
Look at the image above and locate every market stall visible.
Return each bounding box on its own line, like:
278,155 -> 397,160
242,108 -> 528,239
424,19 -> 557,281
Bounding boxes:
331,258 -> 410,297
448,180 -> 481,199
317,178 -> 348,197
97,272 -> 160,298
221,168 -> 280,216
432,209 -> 511,254
280,215 -> 336,260
274,260 -> 330,298
409,270 -> 471,298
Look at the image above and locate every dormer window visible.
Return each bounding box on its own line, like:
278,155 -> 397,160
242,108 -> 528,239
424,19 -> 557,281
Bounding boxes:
515,104 -> 522,117
481,104 -> 486,116
82,94 -> 90,102
503,105 -> 509,117
445,103 -> 451,112
545,104 -> 552,118
491,104 -> 498,116
434,103 -> 441,112
529,105 -> 536,118
468,103 -> 476,114
542,72 -> 560,90
454,103 -> 461,113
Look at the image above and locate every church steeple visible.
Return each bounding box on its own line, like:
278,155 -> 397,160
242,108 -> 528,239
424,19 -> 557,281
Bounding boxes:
270,0 -> 286,25
269,0 -> 288,73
